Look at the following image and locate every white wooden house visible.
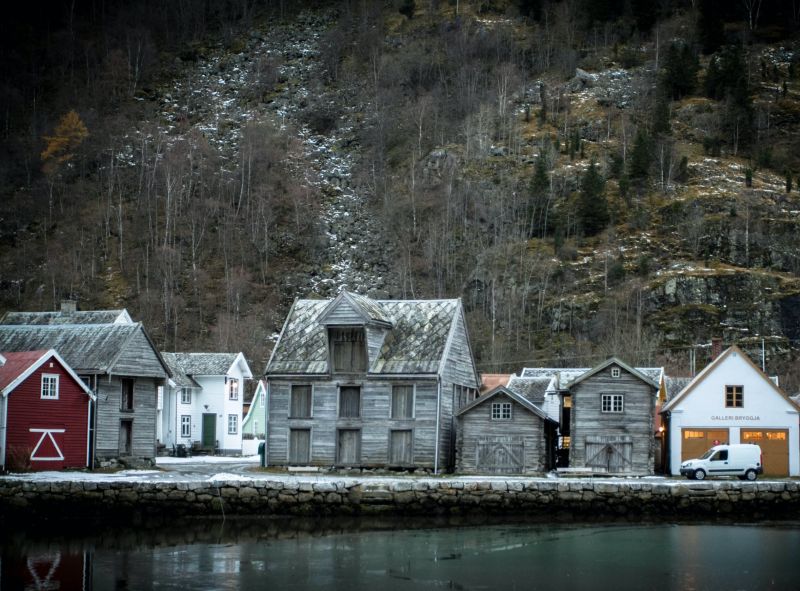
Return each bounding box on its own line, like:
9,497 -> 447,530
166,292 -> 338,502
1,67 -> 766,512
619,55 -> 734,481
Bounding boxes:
160,353 -> 253,455
662,345 -> 800,476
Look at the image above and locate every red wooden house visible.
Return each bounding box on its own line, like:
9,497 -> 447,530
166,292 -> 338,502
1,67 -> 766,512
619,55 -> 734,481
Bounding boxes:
0,349 -> 94,471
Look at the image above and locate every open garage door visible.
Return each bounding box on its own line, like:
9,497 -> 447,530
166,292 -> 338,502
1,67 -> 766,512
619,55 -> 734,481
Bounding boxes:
681,429 -> 729,461
741,429 -> 789,476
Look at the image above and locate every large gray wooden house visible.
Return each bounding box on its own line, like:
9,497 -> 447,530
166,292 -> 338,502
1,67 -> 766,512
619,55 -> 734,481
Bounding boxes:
564,358 -> 660,474
264,290 -> 480,472
0,316 -> 169,466
455,386 -> 557,474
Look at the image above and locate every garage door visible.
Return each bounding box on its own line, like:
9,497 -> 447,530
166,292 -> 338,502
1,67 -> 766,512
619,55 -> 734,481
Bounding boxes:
681,429 -> 729,461
741,429 -> 789,476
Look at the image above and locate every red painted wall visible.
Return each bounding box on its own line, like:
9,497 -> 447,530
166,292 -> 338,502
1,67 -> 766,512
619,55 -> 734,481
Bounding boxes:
5,358 -> 90,470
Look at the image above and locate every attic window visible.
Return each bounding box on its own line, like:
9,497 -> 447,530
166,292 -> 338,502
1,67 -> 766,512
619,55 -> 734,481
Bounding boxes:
491,402 -> 512,420
725,385 -> 743,408
41,374 -> 59,399
330,328 -> 367,373
611,367 -> 621,378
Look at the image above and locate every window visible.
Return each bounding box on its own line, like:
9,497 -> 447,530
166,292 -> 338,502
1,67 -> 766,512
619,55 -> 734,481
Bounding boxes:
601,394 -> 624,413
228,378 -> 239,400
259,390 -> 265,407
157,386 -> 163,410
121,378 -> 135,411
289,428 -> 311,463
330,328 -> 367,372
228,414 -> 238,435
181,415 -> 191,438
181,388 -> 191,404
710,449 -> 728,462
491,402 -> 512,420
391,385 -> 414,419
725,385 -> 743,408
611,367 -> 621,378
41,374 -> 59,399
290,385 -> 312,418
339,386 -> 361,418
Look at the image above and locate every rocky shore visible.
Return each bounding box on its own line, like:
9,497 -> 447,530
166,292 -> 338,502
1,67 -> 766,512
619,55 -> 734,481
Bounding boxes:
2,477 -> 799,523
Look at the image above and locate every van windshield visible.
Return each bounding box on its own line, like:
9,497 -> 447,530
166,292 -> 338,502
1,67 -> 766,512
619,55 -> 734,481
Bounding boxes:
699,448 -> 717,459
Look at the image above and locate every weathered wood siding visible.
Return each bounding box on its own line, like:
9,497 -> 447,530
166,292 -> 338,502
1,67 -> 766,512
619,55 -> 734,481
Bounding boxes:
266,378 -> 439,468
95,376 -> 159,461
569,366 -> 656,474
440,309 -> 479,389
456,393 -> 547,474
109,328 -> 169,378
365,325 -> 388,368
320,299 -> 364,325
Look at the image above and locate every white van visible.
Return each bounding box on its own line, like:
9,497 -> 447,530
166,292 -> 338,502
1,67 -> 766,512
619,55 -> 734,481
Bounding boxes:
679,444 -> 763,481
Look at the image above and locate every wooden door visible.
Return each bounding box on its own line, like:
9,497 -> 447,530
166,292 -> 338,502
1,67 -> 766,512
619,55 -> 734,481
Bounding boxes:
741,429 -> 789,476
119,420 -> 132,455
476,435 -> 524,474
337,429 -> 361,465
585,435 -> 633,472
681,429 -> 729,461
202,413 -> 216,448
389,430 -> 413,465
289,428 -> 310,464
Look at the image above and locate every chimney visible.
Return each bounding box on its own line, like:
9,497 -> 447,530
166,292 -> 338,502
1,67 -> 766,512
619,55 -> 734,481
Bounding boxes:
711,337 -> 722,361
60,300 -> 77,314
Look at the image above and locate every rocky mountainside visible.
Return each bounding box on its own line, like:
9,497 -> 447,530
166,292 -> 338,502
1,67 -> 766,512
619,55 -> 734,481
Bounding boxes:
2,1 -> 800,388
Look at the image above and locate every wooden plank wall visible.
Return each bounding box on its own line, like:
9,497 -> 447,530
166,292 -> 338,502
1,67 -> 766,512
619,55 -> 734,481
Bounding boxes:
440,309 -> 479,389
365,325 -> 387,367
95,376 -> 158,460
266,378 -> 439,468
111,328 -> 169,377
456,394 -> 547,474
569,367 -> 655,474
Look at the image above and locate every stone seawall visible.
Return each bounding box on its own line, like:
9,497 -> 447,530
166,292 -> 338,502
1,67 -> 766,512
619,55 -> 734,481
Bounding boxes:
2,478 -> 799,523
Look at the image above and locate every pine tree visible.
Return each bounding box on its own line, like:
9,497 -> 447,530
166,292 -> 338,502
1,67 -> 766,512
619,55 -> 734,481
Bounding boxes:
577,161 -> 609,237
629,129 -> 653,180
786,170 -> 793,193
661,41 -> 699,100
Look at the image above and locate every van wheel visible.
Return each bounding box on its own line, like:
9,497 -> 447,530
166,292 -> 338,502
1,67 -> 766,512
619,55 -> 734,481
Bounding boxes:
745,469 -> 757,481
694,469 -> 706,481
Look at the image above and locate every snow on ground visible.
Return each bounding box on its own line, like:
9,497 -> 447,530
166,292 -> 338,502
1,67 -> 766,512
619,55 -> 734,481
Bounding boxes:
156,455 -> 260,465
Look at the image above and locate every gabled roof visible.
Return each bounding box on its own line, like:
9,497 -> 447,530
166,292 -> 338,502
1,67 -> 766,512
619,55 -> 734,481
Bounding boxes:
1,309 -> 133,325
162,352 -> 252,387
664,376 -> 693,402
266,296 -> 463,375
662,345 -> 800,412
564,357 -> 661,390
506,375 -> 560,421
0,323 -> 169,377
0,349 -> 94,399
243,379 -> 267,426
456,386 -> 556,423
519,364 -> 662,391
317,290 -> 393,328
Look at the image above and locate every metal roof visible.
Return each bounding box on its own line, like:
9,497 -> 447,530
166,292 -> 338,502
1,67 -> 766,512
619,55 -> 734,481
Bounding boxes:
267,297 -> 461,375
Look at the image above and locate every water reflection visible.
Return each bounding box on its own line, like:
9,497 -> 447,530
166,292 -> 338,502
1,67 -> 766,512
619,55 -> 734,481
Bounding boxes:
2,518 -> 799,590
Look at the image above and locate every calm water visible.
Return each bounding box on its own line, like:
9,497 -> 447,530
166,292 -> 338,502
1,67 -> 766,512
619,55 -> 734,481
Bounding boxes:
2,519 -> 799,590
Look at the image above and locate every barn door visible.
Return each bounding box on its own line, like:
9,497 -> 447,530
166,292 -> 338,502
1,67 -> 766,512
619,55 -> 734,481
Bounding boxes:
476,436 -> 524,474
585,435 -> 633,472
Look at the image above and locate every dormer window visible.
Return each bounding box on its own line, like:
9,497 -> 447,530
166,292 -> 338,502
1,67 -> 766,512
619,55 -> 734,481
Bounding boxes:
330,327 -> 367,373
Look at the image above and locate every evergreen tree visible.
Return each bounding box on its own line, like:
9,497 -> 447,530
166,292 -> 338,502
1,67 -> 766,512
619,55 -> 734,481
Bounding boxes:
661,41 -> 699,100
577,161 -> 609,237
629,129 -> 653,180
698,0 -> 725,54
652,96 -> 671,136
786,170 -> 793,193
527,153 -> 550,238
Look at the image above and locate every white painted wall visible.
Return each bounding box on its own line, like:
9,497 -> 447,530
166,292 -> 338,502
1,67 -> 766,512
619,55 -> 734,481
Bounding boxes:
667,350 -> 799,475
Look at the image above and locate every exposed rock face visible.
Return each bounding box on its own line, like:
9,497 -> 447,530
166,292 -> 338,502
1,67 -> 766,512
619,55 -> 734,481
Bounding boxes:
1,477 -> 798,522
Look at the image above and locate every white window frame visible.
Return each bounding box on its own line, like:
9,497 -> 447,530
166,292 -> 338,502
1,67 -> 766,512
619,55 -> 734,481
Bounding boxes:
228,413 -> 238,435
181,388 -> 191,404
491,401 -> 512,420
259,390 -> 265,407
228,378 -> 239,401
611,367 -> 621,378
601,393 -> 624,413
41,374 -> 59,399
180,415 -> 191,438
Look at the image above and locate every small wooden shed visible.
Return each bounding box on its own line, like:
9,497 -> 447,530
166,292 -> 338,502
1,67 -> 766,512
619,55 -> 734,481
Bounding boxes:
0,349 -> 95,471
455,386 -> 557,474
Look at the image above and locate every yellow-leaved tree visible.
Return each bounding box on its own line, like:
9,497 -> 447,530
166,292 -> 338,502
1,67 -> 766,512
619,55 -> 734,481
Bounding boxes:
41,110 -> 89,175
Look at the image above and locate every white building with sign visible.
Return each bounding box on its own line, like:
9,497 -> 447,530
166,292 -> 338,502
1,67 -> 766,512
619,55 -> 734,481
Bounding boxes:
662,345 -> 800,476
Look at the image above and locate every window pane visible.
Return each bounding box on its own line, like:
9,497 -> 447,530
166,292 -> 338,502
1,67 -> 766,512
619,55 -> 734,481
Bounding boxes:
392,386 -> 413,418
290,385 -> 312,417
340,387 -> 360,418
